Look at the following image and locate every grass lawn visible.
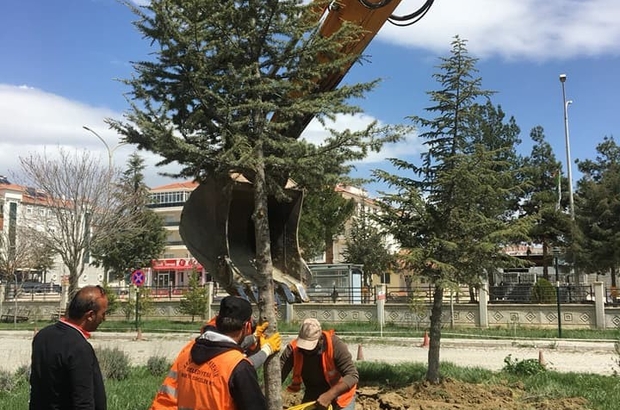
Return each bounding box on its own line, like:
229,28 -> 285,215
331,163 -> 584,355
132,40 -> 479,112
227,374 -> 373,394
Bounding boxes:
2,319 -> 619,341
2,362 -> 619,410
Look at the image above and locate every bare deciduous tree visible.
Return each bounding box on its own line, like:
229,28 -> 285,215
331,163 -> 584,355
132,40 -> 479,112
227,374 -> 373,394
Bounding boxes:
18,148 -> 139,297
0,226 -> 41,324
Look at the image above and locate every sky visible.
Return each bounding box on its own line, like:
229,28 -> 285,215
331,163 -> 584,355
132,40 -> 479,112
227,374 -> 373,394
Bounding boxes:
1,0 -> 619,194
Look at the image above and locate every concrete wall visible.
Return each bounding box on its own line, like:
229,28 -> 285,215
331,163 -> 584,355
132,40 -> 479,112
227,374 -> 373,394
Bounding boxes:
2,281 -> 617,329
4,298 -> 620,330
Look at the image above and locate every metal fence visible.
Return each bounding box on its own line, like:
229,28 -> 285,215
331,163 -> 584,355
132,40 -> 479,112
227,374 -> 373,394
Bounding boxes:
489,283 -> 594,304
99,283 -> 599,305
1,282 -> 599,305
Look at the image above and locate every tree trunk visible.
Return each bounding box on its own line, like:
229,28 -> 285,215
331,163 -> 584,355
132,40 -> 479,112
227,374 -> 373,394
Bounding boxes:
252,148 -> 282,410
542,241 -> 549,280
69,268 -> 80,302
325,231 -> 334,263
426,283 -> 444,383
468,285 -> 477,303
611,267 -> 617,303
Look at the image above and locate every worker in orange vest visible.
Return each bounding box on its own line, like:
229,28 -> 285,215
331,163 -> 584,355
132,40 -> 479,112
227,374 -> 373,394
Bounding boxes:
150,296 -> 280,410
281,318 -> 358,410
200,315 -> 274,369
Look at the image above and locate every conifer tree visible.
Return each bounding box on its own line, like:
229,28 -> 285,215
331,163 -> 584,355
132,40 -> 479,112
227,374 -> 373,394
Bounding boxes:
109,1 -> 400,404
298,186 -> 355,262
90,153 -> 167,280
179,269 -> 209,322
520,126 -> 572,279
341,205 -> 395,285
576,136 -> 620,292
374,36 -> 528,383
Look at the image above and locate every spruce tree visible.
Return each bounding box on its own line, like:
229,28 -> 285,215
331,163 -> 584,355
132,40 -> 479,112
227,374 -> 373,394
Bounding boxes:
179,269 -> 209,322
374,36 -> 527,383
298,186 -> 355,262
109,1 -> 400,404
576,136 -> 620,292
341,205 -> 395,286
520,126 -> 572,279
90,153 -> 167,280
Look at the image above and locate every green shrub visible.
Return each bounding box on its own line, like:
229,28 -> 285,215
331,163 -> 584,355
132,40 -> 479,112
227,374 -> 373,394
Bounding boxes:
96,347 -> 130,381
178,270 -> 209,322
502,354 -> 546,376
14,365 -> 30,387
614,340 -> 620,376
531,278 -> 556,303
146,356 -> 170,377
0,370 -> 19,393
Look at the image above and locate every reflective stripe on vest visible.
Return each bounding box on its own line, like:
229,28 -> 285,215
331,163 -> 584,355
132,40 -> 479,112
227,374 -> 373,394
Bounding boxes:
287,330 -> 356,408
150,341 -> 194,410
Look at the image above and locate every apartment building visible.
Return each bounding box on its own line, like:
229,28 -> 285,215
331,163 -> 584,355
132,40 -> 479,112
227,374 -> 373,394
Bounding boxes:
0,176 -> 103,287
147,181 -> 208,289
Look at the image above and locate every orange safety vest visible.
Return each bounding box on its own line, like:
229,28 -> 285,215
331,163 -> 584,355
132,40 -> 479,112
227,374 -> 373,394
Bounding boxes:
150,340 -> 248,410
287,330 -> 356,408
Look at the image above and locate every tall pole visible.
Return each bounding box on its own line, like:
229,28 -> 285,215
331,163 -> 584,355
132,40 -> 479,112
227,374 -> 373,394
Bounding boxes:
553,248 -> 562,338
559,74 -> 575,220
82,126 -> 128,168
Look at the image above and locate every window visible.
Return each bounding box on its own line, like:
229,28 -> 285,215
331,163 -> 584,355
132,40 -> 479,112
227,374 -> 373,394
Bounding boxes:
381,272 -> 391,284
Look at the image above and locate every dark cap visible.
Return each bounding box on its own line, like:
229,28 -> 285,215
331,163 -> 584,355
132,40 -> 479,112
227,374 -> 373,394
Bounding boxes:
218,296 -> 253,322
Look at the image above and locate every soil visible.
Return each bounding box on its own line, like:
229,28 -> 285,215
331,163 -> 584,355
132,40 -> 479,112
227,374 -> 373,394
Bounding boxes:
282,379 -> 590,410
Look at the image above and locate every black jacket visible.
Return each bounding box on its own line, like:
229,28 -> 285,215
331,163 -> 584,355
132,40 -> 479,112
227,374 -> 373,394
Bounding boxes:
30,321 -> 106,410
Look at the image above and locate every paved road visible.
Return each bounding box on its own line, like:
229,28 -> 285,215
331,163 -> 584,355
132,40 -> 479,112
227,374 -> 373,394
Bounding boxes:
1,330 -> 617,375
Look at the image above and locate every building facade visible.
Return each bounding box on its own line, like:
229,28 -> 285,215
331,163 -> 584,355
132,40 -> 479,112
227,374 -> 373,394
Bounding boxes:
146,181 -> 209,290
0,177 -> 103,288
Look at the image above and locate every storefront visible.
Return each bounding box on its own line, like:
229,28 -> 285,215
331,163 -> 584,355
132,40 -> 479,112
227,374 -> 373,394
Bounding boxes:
150,258 -> 206,291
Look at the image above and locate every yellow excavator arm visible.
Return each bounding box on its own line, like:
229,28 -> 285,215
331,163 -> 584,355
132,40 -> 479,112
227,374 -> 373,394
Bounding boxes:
313,0 -> 403,93
180,0 -> 404,303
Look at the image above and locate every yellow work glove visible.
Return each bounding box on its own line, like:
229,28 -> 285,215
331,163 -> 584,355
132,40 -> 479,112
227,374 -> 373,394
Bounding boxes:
254,321 -> 269,339
259,332 -> 281,356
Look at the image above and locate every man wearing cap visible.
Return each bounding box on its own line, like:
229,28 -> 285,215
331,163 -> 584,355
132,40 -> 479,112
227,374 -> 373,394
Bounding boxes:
281,318 -> 358,410
150,296 -> 279,410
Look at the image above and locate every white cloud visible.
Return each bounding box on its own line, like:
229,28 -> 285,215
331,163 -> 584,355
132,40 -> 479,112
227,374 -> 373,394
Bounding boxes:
302,114 -> 422,163
129,0 -> 150,6
0,84 -> 177,187
0,85 -> 411,188
381,0 -> 620,60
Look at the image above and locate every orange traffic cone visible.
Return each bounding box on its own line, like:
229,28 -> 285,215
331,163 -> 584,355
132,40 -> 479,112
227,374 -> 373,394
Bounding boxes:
538,350 -> 546,367
356,344 -> 364,361
421,331 -> 430,348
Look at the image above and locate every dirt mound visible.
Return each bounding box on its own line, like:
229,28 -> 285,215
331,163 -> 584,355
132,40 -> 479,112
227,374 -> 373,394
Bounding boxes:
283,378 -> 590,410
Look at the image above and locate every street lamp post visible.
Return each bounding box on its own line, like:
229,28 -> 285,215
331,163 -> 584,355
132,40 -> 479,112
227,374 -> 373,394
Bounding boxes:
82,126 -> 128,168
553,247 -> 562,338
559,74 -> 575,220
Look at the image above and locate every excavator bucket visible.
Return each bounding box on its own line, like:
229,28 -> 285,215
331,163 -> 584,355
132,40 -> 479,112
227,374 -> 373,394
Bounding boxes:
179,174 -> 310,303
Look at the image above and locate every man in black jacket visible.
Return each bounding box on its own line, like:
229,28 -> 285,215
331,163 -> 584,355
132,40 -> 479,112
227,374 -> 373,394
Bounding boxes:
30,285 -> 109,410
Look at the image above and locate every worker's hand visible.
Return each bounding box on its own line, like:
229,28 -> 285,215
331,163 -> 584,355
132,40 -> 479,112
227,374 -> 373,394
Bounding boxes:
315,393 -> 333,409
259,332 -> 281,356
254,321 -> 269,339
